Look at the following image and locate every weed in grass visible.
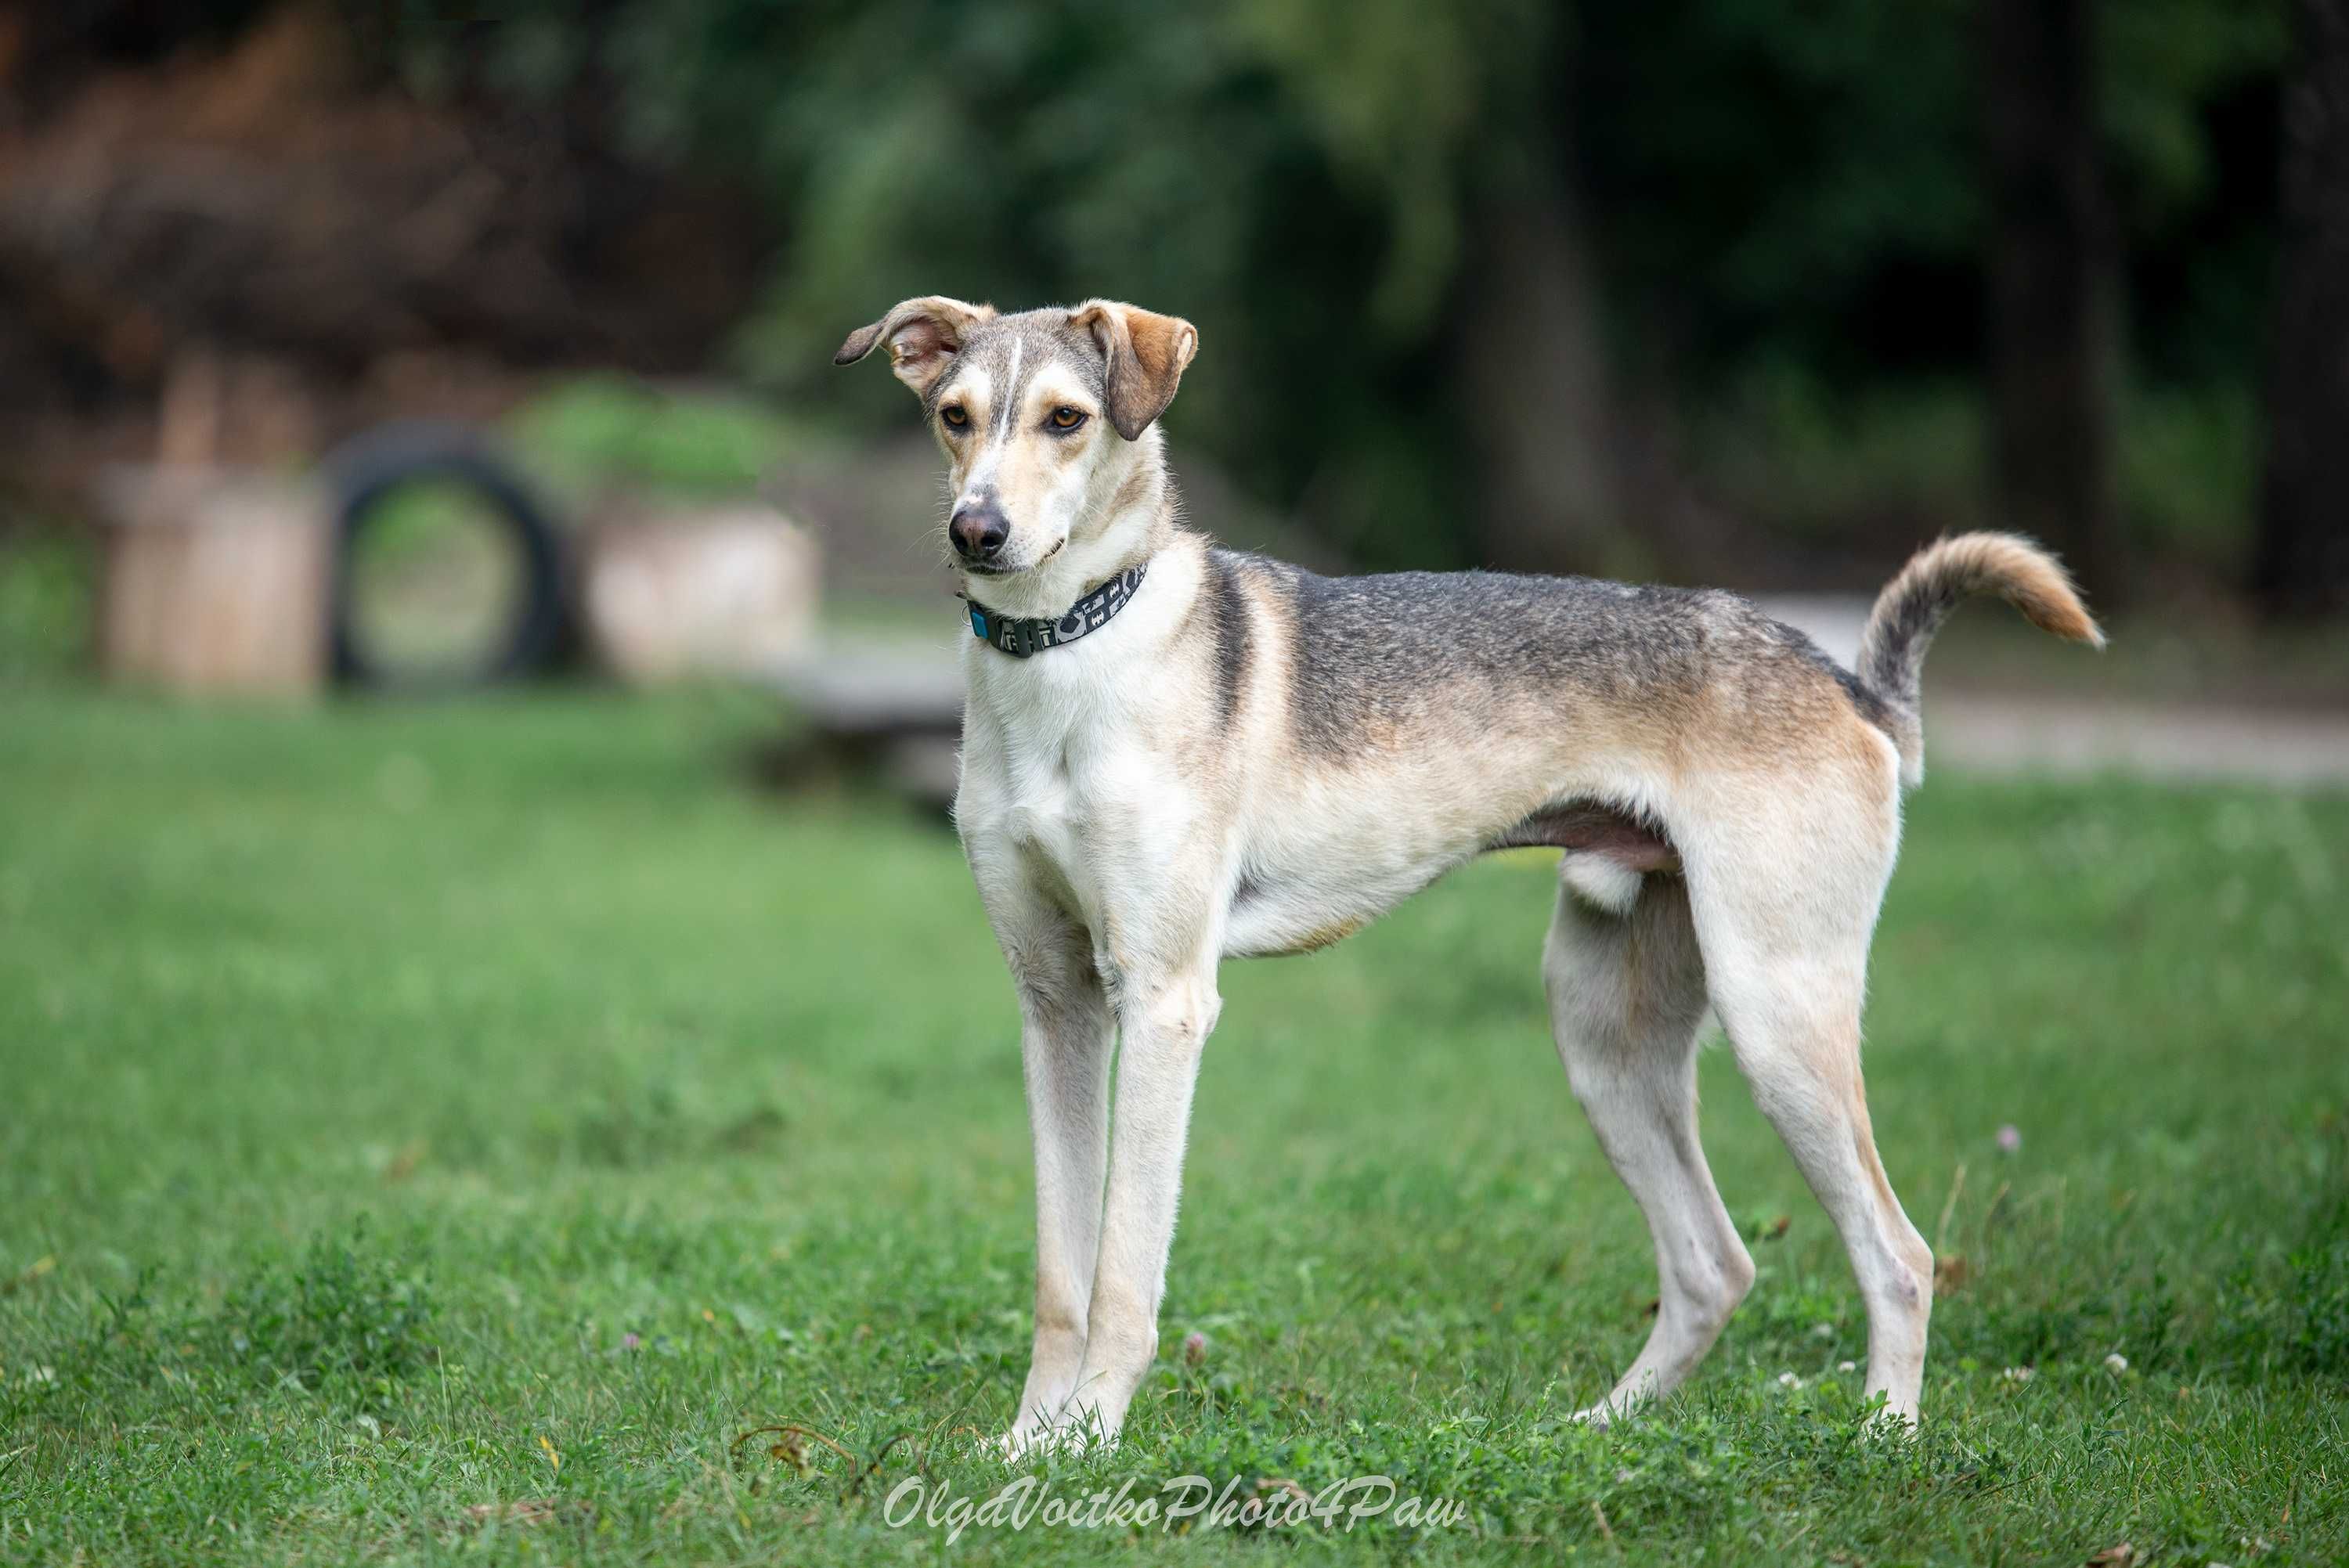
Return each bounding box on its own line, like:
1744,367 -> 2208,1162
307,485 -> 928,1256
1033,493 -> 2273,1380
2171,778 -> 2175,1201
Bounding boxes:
213,1224 -> 438,1394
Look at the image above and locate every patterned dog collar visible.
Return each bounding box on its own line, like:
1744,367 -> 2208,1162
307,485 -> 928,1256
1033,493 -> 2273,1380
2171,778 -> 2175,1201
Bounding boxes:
966,564 -> 1149,658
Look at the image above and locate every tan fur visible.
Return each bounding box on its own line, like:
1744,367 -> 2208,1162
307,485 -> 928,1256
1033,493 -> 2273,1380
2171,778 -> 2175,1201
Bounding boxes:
1069,301 -> 1200,440
1878,532 -> 2105,647
1858,532 -> 2102,785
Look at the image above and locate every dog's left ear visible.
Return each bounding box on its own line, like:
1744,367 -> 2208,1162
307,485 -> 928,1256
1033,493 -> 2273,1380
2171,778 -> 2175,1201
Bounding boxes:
833,296 -> 996,397
1068,301 -> 1199,441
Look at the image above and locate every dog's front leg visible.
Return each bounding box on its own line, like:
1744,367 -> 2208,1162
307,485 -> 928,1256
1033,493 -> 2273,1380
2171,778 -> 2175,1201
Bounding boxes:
992,902 -> 1116,1454
1060,964 -> 1221,1446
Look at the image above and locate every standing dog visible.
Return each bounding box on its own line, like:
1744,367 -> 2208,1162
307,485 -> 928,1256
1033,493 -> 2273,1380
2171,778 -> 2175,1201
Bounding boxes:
837,296 -> 2102,1451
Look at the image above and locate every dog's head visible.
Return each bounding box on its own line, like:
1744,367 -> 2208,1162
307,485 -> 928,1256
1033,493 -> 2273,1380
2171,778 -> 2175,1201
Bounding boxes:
834,298 -> 1197,577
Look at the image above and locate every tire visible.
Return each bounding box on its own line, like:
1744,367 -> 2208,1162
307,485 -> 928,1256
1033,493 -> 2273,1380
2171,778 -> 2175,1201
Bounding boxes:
325,422 -> 571,689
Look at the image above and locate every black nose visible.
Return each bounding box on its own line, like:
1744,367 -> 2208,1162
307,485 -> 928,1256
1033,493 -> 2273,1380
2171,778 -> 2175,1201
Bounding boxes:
949,501 -> 1009,562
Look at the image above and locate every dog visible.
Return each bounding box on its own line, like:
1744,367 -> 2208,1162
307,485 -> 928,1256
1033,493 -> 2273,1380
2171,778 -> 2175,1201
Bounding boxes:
836,295 -> 2102,1451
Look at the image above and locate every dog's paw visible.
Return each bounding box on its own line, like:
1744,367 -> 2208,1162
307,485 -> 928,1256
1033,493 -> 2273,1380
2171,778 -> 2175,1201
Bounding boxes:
1860,1402 -> 1921,1440
993,1422 -> 1067,1463
994,1415 -> 1120,1462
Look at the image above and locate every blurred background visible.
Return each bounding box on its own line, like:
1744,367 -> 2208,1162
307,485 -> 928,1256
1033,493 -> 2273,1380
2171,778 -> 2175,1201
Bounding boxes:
1,0 -> 2344,762
10,12 -> 2349,1551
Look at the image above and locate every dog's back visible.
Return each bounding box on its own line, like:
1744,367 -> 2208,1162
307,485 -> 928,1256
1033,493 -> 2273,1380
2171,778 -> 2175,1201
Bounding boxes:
1240,553 -> 1888,750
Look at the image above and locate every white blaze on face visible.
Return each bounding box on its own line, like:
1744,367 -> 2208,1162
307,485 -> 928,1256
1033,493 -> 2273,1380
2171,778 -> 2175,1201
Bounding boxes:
993,338 -> 1023,442
958,339 -> 1023,511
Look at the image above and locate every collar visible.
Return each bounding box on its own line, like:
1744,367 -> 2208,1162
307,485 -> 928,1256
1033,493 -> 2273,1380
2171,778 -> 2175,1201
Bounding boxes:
964,563 -> 1149,658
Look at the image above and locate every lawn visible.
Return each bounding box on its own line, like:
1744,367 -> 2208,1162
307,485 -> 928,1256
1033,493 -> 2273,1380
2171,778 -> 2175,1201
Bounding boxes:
2,687 -> 2344,1564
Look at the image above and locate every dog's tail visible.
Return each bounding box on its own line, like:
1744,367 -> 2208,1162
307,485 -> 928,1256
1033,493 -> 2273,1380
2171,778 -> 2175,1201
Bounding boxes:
1857,532 -> 2103,787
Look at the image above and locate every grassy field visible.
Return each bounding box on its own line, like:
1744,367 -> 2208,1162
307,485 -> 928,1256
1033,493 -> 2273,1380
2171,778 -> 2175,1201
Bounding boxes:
2,687 -> 2344,1565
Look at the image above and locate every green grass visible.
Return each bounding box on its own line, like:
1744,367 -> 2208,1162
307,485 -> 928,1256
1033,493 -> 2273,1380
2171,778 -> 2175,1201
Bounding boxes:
2,689 -> 2344,1564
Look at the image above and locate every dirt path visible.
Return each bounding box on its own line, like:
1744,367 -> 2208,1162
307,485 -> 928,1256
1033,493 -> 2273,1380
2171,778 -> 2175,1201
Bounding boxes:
1759,596 -> 2349,788
1918,694 -> 2349,786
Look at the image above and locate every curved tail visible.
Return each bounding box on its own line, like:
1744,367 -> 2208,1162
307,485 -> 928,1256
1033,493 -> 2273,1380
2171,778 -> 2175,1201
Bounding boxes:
1858,532 -> 2103,787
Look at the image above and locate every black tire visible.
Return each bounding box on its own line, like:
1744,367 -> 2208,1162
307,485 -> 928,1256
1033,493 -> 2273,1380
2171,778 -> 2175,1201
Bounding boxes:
325,422 -> 571,689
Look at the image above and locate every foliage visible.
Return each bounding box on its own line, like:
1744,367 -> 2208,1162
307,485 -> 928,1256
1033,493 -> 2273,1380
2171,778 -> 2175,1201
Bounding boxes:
362,0 -> 2294,570
507,376 -> 804,501
3,690 -> 2346,1562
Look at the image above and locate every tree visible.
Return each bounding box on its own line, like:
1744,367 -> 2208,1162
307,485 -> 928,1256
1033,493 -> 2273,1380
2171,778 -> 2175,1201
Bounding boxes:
1982,0 -> 2121,599
2257,0 -> 2349,618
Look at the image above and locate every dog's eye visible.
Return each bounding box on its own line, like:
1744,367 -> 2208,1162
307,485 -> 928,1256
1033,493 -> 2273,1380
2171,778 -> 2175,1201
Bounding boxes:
940,405 -> 969,430
1048,407 -> 1087,431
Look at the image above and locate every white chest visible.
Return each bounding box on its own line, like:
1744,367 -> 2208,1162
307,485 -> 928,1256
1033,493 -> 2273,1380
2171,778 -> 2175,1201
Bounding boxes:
962,669 -> 1175,927
996,737 -> 1085,880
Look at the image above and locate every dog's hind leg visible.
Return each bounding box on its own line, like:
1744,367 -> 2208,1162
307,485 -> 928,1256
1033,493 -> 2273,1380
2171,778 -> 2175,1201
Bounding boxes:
1548,867 -> 1755,1423
1681,787 -> 1935,1426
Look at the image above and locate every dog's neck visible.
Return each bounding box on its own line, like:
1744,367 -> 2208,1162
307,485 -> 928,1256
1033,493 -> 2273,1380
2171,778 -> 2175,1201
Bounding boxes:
956,428 -> 1181,622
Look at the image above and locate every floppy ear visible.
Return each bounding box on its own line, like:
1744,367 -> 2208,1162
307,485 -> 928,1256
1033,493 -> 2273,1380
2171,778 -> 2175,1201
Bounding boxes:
1067,300 -> 1200,440
832,296 -> 996,397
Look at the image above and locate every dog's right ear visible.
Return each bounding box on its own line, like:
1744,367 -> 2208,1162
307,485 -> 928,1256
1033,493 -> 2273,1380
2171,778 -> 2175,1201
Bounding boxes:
832,297 -> 995,398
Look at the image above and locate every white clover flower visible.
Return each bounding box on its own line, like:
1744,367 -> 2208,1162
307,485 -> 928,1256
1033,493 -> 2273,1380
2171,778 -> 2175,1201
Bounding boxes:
1838,1360 -> 1857,1374
2001,1365 -> 2034,1383
1777,1372 -> 1802,1390
2105,1352 -> 2129,1374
